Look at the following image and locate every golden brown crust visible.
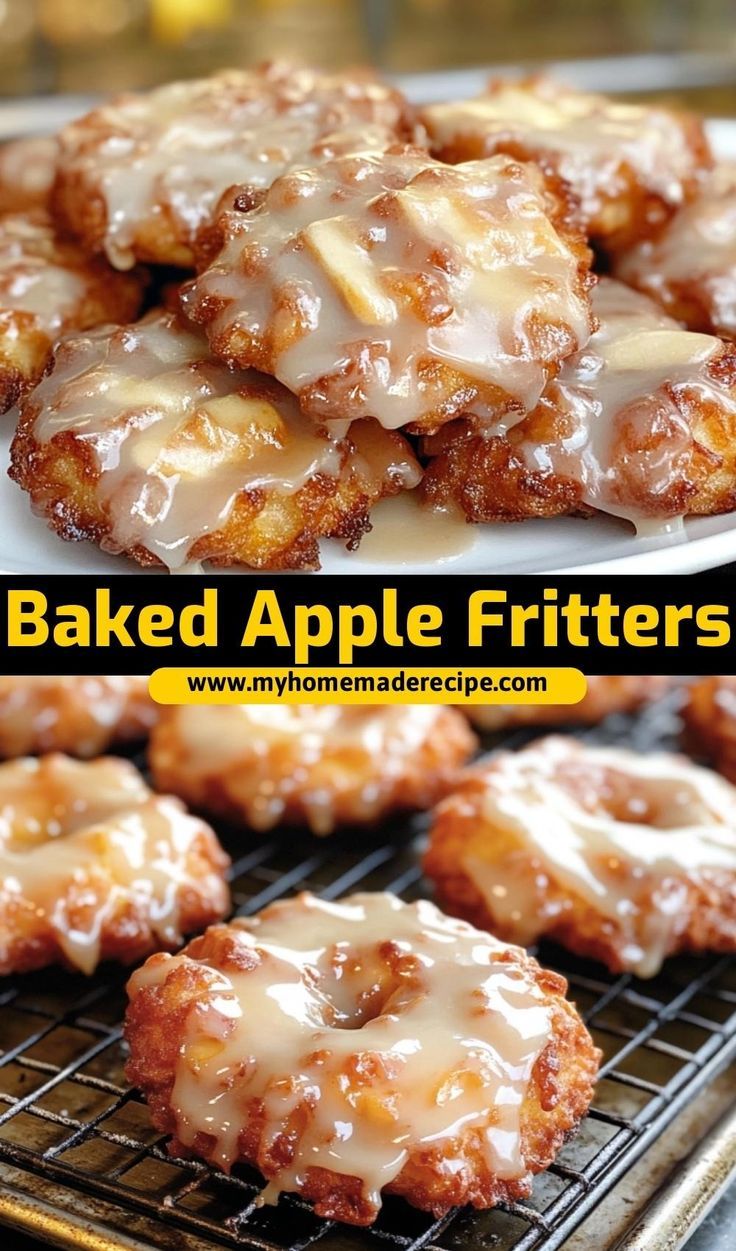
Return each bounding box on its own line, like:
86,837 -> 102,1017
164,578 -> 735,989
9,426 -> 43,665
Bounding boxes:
148,705 -> 478,834
10,412 -> 417,571
124,905 -> 599,1224
2,824 -> 229,978
9,309 -> 420,572
0,675 -> 157,758
52,172 -> 197,269
439,134 -> 707,253
683,676 -> 736,783
424,747 -> 736,975
636,278 -> 734,341
614,166 -> 736,340
617,249 -> 736,341
421,416 -> 591,523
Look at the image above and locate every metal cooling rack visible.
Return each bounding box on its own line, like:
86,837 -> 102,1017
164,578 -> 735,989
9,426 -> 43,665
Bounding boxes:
0,686 -> 735,1251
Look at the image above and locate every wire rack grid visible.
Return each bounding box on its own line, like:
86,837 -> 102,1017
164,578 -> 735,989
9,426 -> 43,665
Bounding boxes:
0,687 -> 734,1251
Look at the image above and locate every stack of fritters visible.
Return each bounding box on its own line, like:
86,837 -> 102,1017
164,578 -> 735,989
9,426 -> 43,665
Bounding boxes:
5,64 -> 736,568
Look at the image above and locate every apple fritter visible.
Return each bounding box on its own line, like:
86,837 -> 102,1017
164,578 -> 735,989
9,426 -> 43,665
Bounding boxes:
10,310 -> 421,571
421,76 -> 710,251
52,62 -> 414,270
149,704 -> 477,834
125,892 -> 599,1224
0,753 -> 230,976
425,736 -> 736,977
0,136 -> 58,213
181,148 -> 594,435
421,279 -> 736,528
615,164 -> 736,340
0,675 -> 156,758
683,676 -> 736,783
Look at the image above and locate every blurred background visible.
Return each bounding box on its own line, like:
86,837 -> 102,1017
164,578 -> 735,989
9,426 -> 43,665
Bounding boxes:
0,0 -> 735,110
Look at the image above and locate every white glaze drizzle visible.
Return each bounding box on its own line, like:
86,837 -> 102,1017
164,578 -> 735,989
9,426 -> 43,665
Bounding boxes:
184,149 -> 592,429
512,278 -> 734,529
465,737 -> 736,976
422,78 -> 701,225
162,704 -> 451,833
354,493 -> 475,565
58,65 -> 408,268
128,892 -> 552,1212
27,311 -> 418,571
0,755 -> 222,974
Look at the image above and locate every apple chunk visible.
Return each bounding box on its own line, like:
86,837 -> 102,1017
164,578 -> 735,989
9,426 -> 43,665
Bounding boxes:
303,217 -> 397,326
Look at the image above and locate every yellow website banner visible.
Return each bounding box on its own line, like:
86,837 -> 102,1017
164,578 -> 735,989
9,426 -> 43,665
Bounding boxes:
149,667 -> 587,705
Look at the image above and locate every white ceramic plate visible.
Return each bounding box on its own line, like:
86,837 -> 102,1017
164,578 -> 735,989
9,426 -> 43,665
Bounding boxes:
1,105 -> 734,576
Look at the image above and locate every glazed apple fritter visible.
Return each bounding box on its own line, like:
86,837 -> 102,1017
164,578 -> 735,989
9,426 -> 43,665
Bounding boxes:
125,892 -> 599,1225
149,704 -> 477,834
683,676 -> 736,783
52,62 -> 414,270
421,76 -> 710,251
0,675 -> 157,758
181,148 -> 594,435
0,209 -> 145,413
421,278 -> 736,528
615,164 -> 736,340
0,753 -> 230,976
0,135 -> 58,214
9,309 -> 421,571
425,736 -> 736,977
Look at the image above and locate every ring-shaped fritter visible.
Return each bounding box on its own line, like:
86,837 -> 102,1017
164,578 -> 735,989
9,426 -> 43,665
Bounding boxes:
124,891 -> 599,1225
0,754 -> 230,975
424,736 -> 736,977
